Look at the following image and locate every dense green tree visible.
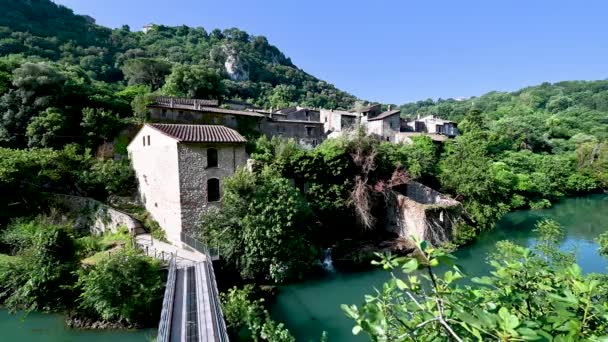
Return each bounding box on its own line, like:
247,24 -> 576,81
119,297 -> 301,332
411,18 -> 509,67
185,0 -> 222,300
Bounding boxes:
163,64 -> 224,99
25,107 -> 67,148
198,167 -> 317,282
120,58 -> 172,90
439,112 -> 510,229
80,107 -> 123,146
268,84 -> 297,109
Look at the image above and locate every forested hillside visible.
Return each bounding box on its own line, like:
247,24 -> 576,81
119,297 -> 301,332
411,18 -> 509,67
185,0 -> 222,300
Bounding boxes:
397,81 -> 607,232
0,0 -> 356,148
400,80 -> 608,143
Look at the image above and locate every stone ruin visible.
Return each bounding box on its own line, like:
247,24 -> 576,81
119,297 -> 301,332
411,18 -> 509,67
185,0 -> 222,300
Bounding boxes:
385,181 -> 463,246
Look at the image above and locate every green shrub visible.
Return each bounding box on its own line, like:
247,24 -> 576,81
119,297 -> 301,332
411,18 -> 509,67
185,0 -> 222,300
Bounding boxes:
452,223 -> 477,246
75,248 -> 163,324
596,231 -> 608,256
529,198 -> 552,210
221,285 -> 295,341
0,218 -> 78,312
75,236 -> 102,259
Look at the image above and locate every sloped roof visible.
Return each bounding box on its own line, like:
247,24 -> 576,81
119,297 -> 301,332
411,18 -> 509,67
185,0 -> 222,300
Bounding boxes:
418,115 -> 455,124
368,109 -> 401,121
358,104 -> 382,113
148,124 -> 246,143
154,97 -> 219,107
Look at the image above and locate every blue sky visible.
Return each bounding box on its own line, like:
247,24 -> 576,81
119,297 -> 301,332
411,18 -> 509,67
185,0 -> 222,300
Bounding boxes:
54,0 -> 608,104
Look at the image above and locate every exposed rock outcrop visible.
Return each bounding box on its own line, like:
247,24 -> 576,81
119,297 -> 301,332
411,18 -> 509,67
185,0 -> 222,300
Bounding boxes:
385,181 -> 463,246
223,45 -> 249,81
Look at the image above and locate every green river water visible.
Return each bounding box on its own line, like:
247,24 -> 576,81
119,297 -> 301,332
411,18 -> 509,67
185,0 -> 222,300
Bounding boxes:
0,194 -> 606,341
271,194 -> 608,342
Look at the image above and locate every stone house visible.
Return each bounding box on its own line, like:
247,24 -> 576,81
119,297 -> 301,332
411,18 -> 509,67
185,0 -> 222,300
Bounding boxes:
357,104 -> 383,118
259,119 -> 324,148
319,109 -> 360,134
404,115 -> 458,137
274,107 -> 321,122
127,123 -> 247,243
362,108 -> 401,142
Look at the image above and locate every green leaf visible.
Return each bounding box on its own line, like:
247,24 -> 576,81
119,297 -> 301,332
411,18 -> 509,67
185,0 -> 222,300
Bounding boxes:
401,258 -> 419,273
395,278 -> 408,290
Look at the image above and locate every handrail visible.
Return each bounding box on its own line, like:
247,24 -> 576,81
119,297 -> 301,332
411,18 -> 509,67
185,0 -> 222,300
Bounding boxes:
204,255 -> 230,341
180,232 -> 220,260
156,258 -> 177,342
181,231 -> 229,341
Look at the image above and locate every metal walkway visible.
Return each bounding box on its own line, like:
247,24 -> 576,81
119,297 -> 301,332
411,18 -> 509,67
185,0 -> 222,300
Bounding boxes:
156,238 -> 229,342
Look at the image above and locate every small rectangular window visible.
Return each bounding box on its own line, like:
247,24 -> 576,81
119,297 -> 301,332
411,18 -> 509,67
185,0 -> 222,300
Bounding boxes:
147,135 -> 150,145
306,127 -> 313,136
143,136 -> 146,146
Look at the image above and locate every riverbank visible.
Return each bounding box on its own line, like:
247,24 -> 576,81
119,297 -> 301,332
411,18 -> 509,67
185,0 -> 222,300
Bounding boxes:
270,194 -> 608,341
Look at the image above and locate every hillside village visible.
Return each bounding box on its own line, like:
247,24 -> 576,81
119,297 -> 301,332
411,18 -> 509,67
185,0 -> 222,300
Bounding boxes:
147,96 -> 459,147
128,97 -> 461,246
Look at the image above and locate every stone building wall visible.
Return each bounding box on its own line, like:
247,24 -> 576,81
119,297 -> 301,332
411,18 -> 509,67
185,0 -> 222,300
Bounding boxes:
384,115 -> 400,142
177,143 -> 247,234
149,107 -> 244,130
259,120 -> 325,148
385,182 -> 462,246
51,194 -> 144,235
285,109 -> 321,122
127,125 -> 183,242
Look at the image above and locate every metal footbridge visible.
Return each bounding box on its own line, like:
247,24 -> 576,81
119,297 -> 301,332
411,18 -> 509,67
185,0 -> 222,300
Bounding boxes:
155,234 -> 229,342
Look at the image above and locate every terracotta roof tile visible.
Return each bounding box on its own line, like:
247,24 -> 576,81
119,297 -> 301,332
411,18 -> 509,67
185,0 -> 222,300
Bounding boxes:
148,124 -> 246,143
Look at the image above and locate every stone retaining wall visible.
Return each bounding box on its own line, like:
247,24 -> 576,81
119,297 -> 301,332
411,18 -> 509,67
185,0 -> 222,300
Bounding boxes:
51,194 -> 144,235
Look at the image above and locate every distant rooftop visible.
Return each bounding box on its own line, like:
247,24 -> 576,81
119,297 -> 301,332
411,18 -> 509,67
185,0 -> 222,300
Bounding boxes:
154,97 -> 219,107
150,97 -> 265,117
416,115 -> 455,124
368,109 -> 401,121
148,124 -> 246,143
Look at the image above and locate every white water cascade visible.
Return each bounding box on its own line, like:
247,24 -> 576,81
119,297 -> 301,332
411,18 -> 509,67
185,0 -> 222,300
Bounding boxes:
322,248 -> 335,273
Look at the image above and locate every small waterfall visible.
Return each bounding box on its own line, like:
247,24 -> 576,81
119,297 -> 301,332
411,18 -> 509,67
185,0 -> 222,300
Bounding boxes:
322,248 -> 335,273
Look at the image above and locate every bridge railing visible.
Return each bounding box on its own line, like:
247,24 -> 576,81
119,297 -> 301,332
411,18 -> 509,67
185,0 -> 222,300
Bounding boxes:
181,232 -> 229,341
180,232 -> 220,260
156,258 -> 177,342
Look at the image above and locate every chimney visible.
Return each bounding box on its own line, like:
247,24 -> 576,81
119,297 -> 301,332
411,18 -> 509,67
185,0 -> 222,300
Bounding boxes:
388,104 -> 392,111
417,114 -> 420,120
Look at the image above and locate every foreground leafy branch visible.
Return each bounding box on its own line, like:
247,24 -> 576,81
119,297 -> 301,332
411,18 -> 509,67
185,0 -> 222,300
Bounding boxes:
343,220 -> 608,341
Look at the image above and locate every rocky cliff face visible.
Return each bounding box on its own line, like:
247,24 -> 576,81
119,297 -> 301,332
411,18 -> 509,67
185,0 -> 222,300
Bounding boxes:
223,45 -> 249,81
